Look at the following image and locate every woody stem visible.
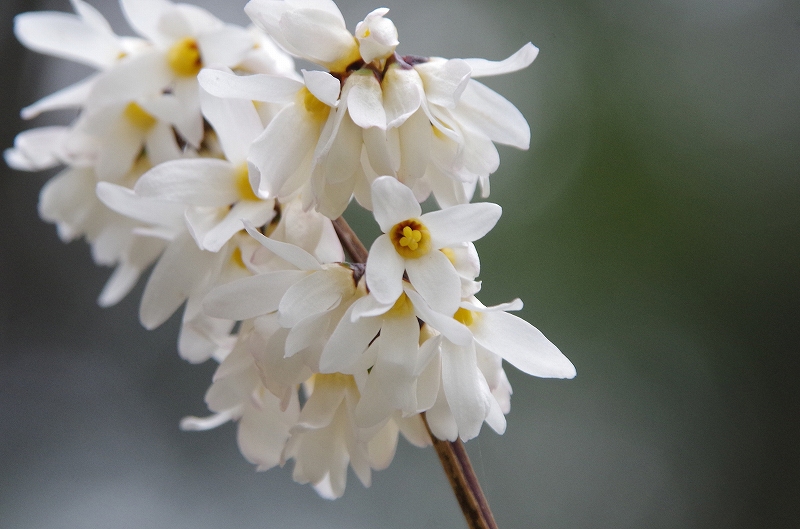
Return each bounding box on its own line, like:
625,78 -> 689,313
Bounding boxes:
332,216 -> 499,529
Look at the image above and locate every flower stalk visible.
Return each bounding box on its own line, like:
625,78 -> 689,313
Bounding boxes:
333,215 -> 498,529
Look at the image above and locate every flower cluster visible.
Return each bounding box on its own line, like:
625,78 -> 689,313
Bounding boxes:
7,0 -> 575,499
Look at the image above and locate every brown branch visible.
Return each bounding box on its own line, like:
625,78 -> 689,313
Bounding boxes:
333,215 -> 498,529
333,216 -> 369,264
423,414 -> 499,529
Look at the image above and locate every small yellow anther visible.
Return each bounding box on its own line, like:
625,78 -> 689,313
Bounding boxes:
390,219 -> 431,259
167,37 -> 202,77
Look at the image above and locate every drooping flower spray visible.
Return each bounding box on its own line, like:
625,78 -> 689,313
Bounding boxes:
6,0 -> 575,526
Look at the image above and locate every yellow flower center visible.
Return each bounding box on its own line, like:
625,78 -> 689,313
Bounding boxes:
123,102 -> 156,130
167,37 -> 202,77
386,292 -> 414,318
234,164 -> 259,201
390,219 -> 430,259
296,87 -> 331,123
453,308 -> 476,327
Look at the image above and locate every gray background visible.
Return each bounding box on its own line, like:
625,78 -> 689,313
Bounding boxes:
1,0 -> 799,527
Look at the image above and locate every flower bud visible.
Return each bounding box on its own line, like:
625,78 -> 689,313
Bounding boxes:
355,8 -> 399,63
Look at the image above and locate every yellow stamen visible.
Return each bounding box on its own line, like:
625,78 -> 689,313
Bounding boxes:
167,37 -> 202,77
123,102 -> 156,130
234,164 -> 259,201
453,308 -> 475,327
296,87 -> 331,123
390,219 -> 430,259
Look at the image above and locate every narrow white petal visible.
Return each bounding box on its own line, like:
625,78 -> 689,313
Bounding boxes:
371,176 -> 421,232
302,69 -> 341,107
405,288 -> 471,346
144,122 -> 182,166
405,251 -> 461,317
279,268 -> 349,328
198,201 -> 273,253
139,234 -> 216,329
320,304 -> 382,373
383,65 -> 423,128
362,127 -> 395,178
249,104 -> 317,198
96,182 -> 185,228
441,340 -> 490,441
87,51 -> 172,111
135,159 -> 238,206
120,0 -> 173,43
365,235 -> 405,305
200,86 -> 263,164
14,12 -> 120,69
473,311 -> 576,378
21,76 -> 96,120
284,310 -> 331,357
346,71 -> 386,129
280,8 -> 355,66
422,202 -> 502,249
197,26 -> 254,68
463,43 -> 539,78
70,0 -> 113,33
198,69 -> 303,102
203,270 -> 308,320
456,80 -> 530,149
416,58 -> 472,109
243,221 -> 322,270
397,109 -> 431,185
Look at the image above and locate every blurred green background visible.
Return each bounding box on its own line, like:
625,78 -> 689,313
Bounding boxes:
1,0 -> 798,527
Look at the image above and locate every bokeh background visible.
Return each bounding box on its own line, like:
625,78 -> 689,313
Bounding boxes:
1,0 -> 799,527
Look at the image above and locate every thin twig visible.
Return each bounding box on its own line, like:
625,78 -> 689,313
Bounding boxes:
333,215 -> 499,529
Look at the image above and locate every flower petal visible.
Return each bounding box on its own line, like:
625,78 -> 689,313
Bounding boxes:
365,234 -> 405,305
320,303 -> 382,373
21,75 -> 96,120
279,267 -> 350,327
455,80 -> 530,149
249,103 -> 317,198
472,310 -> 576,378
302,69 -> 341,107
441,339 -> 490,441
371,176 -> 421,232
135,158 -> 237,206
14,11 -> 121,69
462,42 -> 539,78
405,250 -> 461,316
243,220 -> 322,270
198,68 -> 303,103
405,288 -> 471,346
203,270 -> 309,320
422,202 -> 502,249
346,70 -> 386,130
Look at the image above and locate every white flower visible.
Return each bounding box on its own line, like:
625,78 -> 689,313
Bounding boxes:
421,296 -> 576,441
133,84 -> 274,252
180,332 -> 300,470
365,176 -> 501,315
355,8 -> 398,63
13,0 -> 148,119
245,0 -> 360,72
